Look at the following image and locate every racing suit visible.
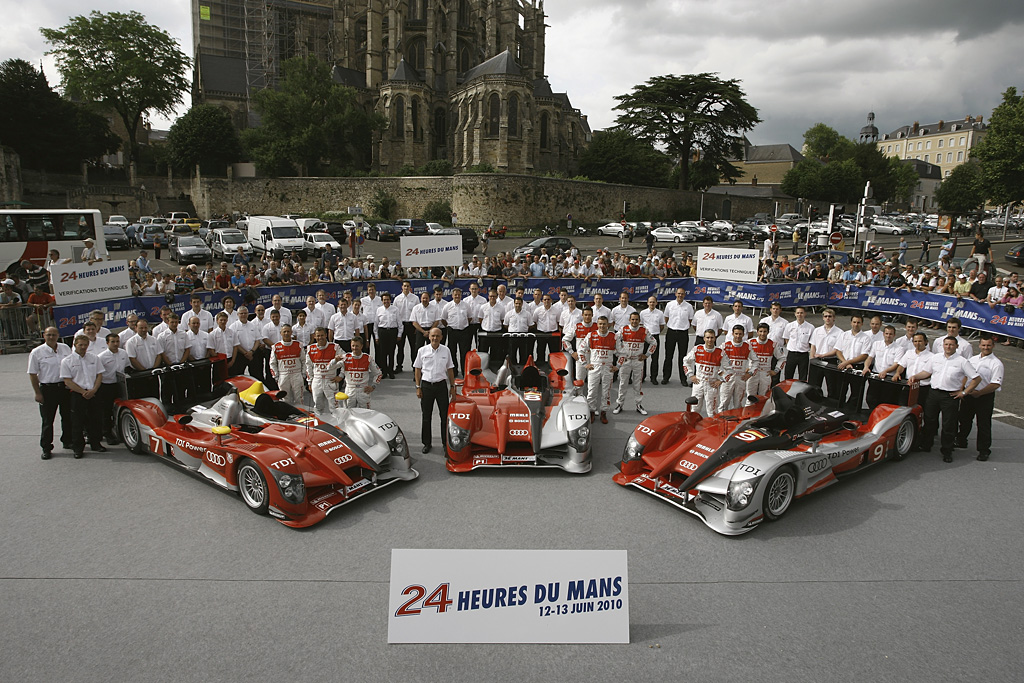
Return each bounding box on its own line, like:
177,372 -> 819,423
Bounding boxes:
746,338 -> 785,398
616,324 -> 656,408
578,330 -> 617,415
718,339 -> 756,412
563,321 -> 597,383
683,343 -> 723,417
339,352 -> 383,408
270,339 -> 306,406
305,342 -> 340,414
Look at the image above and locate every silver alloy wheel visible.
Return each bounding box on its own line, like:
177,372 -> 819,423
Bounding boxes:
894,417 -> 916,459
763,469 -> 795,520
119,412 -> 145,454
238,460 -> 269,514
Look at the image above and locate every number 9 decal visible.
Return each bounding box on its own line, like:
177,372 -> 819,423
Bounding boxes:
870,443 -> 885,462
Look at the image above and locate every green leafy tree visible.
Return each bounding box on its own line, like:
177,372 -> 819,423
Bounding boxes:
368,188 -> 398,220
41,11 -> 190,169
167,105 -> 242,175
888,157 -> 920,205
422,199 -> 453,223
613,73 -> 761,190
802,123 -> 855,163
973,87 -> 1024,206
241,56 -> 381,176
577,129 -> 672,187
935,162 -> 985,214
780,160 -> 825,200
0,58 -> 119,171
420,159 -> 453,176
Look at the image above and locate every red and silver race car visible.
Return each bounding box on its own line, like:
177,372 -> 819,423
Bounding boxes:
114,358 -> 417,528
445,350 -> 592,473
613,380 -> 922,535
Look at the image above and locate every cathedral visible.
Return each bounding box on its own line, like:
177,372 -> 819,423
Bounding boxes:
191,0 -> 590,174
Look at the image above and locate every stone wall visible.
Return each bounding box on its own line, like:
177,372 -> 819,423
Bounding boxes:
20,170 -> 193,218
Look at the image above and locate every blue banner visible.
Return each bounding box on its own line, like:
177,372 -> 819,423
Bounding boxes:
52,276 -> 1024,340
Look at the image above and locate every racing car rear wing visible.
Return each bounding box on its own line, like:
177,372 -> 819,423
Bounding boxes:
118,357 -> 230,409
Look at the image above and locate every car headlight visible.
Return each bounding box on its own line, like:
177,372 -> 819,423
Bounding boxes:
447,421 -> 470,452
568,424 -> 590,451
726,476 -> 763,511
622,434 -> 644,462
270,468 -> 306,504
390,428 -> 409,458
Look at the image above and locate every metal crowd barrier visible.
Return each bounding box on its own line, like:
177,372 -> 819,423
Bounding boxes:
0,305 -> 49,353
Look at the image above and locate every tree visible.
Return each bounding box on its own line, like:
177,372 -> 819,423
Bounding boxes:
613,73 -> 760,191
802,123 -> 855,163
41,11 -> 190,170
577,129 -> 672,187
167,105 -> 243,175
973,87 -> 1024,207
241,56 -> 381,176
367,188 -> 398,220
0,58 -> 118,171
888,158 -> 920,205
935,162 -> 985,215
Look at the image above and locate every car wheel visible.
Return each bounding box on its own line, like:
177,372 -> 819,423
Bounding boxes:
762,467 -> 796,522
674,236 -> 681,243
712,235 -> 721,242
119,411 -> 147,455
237,458 -> 270,515
893,416 -> 917,460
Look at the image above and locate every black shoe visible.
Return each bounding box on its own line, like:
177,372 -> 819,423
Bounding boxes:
91,444 -> 108,453
954,440 -> 968,449
977,453 -> 990,461
41,450 -> 52,460
661,379 -> 669,385
73,451 -> 84,459
682,380 -> 690,387
649,377 -> 658,385
395,368 -> 404,374
942,453 -> 953,463
421,445 -> 431,454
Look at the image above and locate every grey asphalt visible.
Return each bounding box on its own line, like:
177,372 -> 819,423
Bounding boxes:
2,341 -> 1022,682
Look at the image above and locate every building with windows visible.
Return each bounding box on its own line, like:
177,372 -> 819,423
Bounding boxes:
874,113 -> 986,179
191,0 -> 590,175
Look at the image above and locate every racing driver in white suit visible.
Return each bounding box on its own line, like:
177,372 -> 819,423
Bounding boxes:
684,329 -> 724,417
269,323 -> 306,405
718,324 -> 756,412
746,322 -> 785,398
614,311 -> 656,415
337,335 -> 383,408
305,327 -> 340,414
578,315 -> 618,424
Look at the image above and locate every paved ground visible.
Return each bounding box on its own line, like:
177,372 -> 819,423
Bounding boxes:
2,324 -> 1022,682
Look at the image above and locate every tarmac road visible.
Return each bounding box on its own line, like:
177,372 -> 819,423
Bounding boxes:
1,326 -> 1022,682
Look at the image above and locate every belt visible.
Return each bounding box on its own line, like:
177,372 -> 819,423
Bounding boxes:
421,379 -> 447,385
40,382 -> 65,387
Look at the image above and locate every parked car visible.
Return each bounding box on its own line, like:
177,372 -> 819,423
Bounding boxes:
103,224 -> 130,250
707,225 -> 739,242
596,222 -> 628,237
138,225 -> 165,249
791,250 -> 850,266
367,223 -> 398,241
427,222 -> 446,235
650,226 -> 696,243
170,235 -> 213,265
436,228 -> 479,253
168,212 -> 190,224
1006,243 -> 1024,266
108,215 -> 130,228
303,231 -> 343,257
183,218 -> 202,232
776,213 -> 803,225
322,222 -> 349,241
209,228 -> 253,260
514,236 -> 575,257
394,218 -> 428,236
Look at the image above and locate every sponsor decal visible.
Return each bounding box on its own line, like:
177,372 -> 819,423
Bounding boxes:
678,459 -> 698,471
509,429 -> 529,437
451,413 -> 472,421
734,429 -> 768,443
695,443 -> 714,453
806,457 -> 830,474
735,463 -> 761,475
334,454 -> 354,465
271,457 -> 296,468
176,438 -> 206,454
206,452 -> 227,467
697,495 -> 722,511
473,457 -> 492,466
636,425 -> 655,436
379,421 -> 397,431
346,479 -> 371,495
502,455 -> 536,463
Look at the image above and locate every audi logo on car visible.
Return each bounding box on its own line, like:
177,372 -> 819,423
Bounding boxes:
806,457 -> 830,474
206,452 -> 226,467
334,454 -> 353,466
509,429 -> 529,436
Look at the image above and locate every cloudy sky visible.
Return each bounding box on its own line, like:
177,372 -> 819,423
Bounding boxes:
5,0 -> 1024,148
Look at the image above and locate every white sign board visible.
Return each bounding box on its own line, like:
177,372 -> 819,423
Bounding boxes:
695,246 -> 760,283
388,549 -> 629,644
50,260 -> 132,305
400,235 -> 463,268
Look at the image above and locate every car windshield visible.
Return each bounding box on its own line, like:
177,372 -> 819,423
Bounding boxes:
222,232 -> 246,244
104,226 -> 124,234
152,218 -> 168,225
526,238 -> 546,247
178,237 -> 204,247
270,226 -> 302,239
312,234 -> 333,242
144,226 -> 162,235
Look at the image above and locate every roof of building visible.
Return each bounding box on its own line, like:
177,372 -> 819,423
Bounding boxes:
389,58 -> 422,83
332,65 -> 366,89
739,143 -> 805,164
705,184 -> 794,199
881,116 -> 987,140
903,158 -> 943,180
533,77 -> 554,97
462,49 -> 522,82
197,54 -> 247,95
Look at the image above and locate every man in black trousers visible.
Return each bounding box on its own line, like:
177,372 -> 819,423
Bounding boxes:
413,328 -> 456,454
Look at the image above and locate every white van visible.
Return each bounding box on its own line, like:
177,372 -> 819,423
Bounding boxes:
245,215 -> 306,259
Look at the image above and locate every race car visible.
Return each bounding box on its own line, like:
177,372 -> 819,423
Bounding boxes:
114,358 -> 417,528
613,380 -> 921,535
445,349 -> 592,473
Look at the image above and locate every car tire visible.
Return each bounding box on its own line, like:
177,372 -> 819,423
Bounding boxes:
712,235 -> 721,242
237,458 -> 270,515
893,416 -> 917,460
762,466 -> 796,522
119,411 -> 147,455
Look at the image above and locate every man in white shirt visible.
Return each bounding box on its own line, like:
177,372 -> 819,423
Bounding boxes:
639,296 -> 667,384
559,295 -> 582,335
125,319 -> 164,371
808,308 -> 843,397
269,293 -> 292,326
589,293 -> 612,323
956,335 -> 1003,460
414,327 -> 456,454
80,238 -> 102,266
503,298 -> 534,364
782,306 -> 814,381
692,296 -> 724,341
61,334 -> 105,457
910,336 -> 981,462
661,288 -> 695,386
315,289 -> 336,321
609,292 -> 637,332
180,295 -> 214,332
410,292 -> 440,357
118,314 -> 139,346
393,281 -> 420,372
466,282 -> 488,348
360,283 -> 383,352
864,314 -> 883,348
862,324 -> 906,409
185,315 -> 212,362
931,317 -> 973,359
893,319 -> 919,355
29,326 -> 73,457
986,276 -> 1008,308
722,300 -> 755,340
301,295 -> 326,331
834,314 -> 872,411
478,289 -> 507,364
229,307 -> 264,378
328,298 -> 359,353
208,312 -> 239,370
442,287 -> 474,376
158,313 -> 190,364
893,331 -> 934,410
374,292 -> 402,379
533,293 -> 561,364
96,332 -> 130,445
219,295 -> 240,327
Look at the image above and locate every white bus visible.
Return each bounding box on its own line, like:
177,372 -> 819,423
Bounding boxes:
0,209 -> 106,276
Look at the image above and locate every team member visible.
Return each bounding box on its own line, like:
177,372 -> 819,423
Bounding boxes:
782,306 -> 814,381
639,296 -> 666,384
219,295 -> 240,327
910,337 -> 981,462
180,295 -> 214,332
478,289 -> 507,363
338,335 -> 382,408
862,325 -> 906,409
692,296 -> 724,340
808,308 -> 843,397
466,282 -> 488,348
374,292 -> 402,379
229,307 -> 263,378
208,312 -> 239,369
758,301 -> 788,385
864,315 -> 883,348
533,293 -> 561,364
393,280 -> 419,372
503,298 -> 534,364
268,293 -> 292,326
305,327 -> 341,415
96,333 -> 130,444
956,335 -> 1003,461
185,316 -> 213,361
893,331 -> 934,410
300,295 -> 326,331
834,314 -> 872,411
158,314 -> 190,364
564,307 -> 596,382
442,287 -> 474,376
125,319 -> 165,371
413,327 -> 456,454
270,324 -> 306,405
661,288 -> 694,385
931,317 -> 973,359
609,292 -> 637,332
79,321 -> 104,355
589,293 -> 612,323
578,316 -> 618,424
747,322 -> 784,398
328,298 -> 359,353
60,335 -> 105,458
558,295 -> 582,338
722,300 -> 755,340
614,311 -> 656,415
28,326 -> 72,458
118,314 -> 139,346
718,324 -> 755,412
410,292 -> 439,357
893,318 -> 919,355
684,329 -> 723,418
